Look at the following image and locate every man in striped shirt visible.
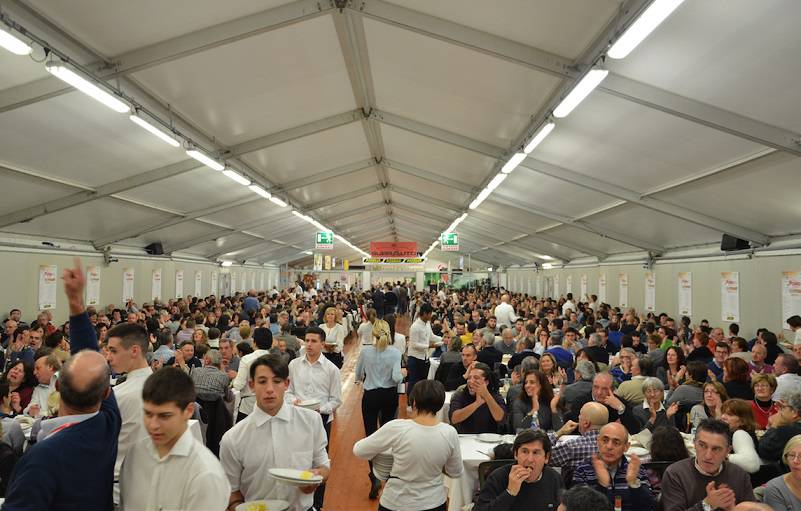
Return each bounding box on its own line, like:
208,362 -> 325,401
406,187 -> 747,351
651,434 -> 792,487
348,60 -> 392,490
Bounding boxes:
547,402 -> 608,473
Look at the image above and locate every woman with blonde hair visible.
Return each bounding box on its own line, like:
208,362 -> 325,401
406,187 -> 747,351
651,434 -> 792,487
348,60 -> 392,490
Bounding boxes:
321,306 -> 346,368
354,319 -> 404,498
764,434 -> 801,510
358,308 -> 378,346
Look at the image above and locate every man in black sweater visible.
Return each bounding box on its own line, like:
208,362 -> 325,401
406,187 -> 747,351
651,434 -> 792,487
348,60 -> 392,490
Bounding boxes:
476,429 -> 563,511
445,344 -> 477,391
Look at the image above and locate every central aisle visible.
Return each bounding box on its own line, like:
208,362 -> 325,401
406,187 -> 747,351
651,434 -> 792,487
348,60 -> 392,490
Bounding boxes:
324,316 -> 411,511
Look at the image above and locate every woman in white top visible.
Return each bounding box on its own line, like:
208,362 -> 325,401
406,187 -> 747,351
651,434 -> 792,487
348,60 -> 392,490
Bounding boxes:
385,313 -> 407,355
358,308 -> 377,346
719,398 -> 761,473
320,307 -> 346,368
353,379 -> 463,511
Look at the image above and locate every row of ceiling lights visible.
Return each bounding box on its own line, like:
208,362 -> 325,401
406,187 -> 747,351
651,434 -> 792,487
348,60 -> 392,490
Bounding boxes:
422,0 -> 685,262
0,14 -> 371,262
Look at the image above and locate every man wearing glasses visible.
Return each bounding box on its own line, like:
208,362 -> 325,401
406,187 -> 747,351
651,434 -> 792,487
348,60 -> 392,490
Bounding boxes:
660,419 -> 755,511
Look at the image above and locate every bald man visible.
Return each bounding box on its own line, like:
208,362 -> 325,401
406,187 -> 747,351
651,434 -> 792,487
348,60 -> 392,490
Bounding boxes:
3,258 -> 122,510
495,294 -> 518,331
547,402 -> 608,473
573,423 -> 655,510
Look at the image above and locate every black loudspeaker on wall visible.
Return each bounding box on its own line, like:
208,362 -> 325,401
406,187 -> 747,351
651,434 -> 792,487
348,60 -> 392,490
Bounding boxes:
720,234 -> 750,251
144,242 -> 164,255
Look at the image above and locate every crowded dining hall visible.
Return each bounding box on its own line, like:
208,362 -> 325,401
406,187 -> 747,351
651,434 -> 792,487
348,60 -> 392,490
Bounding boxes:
1,1 -> 801,510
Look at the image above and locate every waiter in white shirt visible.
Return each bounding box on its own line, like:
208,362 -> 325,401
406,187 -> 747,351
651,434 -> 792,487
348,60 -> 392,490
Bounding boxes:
286,326 -> 341,510
221,354 -> 329,511
406,303 -> 443,400
494,294 -> 518,330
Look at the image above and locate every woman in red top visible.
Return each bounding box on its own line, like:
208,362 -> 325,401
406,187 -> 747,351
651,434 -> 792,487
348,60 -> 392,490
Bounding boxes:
750,372 -> 780,429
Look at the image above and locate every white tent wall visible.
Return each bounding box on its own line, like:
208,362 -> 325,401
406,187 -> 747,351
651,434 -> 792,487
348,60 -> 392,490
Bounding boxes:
0,248 -> 278,325
507,253 -> 801,340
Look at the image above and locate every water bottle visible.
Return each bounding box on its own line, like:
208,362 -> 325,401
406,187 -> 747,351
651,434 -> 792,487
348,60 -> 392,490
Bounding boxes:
529,410 -> 539,430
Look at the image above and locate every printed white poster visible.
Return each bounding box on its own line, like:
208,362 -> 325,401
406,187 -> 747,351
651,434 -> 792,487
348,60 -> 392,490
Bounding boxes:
259,273 -> 265,291
598,274 -> 607,303
781,271 -> 801,328
618,273 -> 628,308
565,275 -> 573,296
535,276 -> 542,297
721,272 -> 740,322
38,264 -> 58,310
86,265 -> 101,307
580,274 -> 588,299
678,272 -> 693,317
211,272 -> 218,296
122,268 -> 135,304
240,272 -> 247,293
175,270 -> 184,298
553,274 -> 560,298
194,270 -> 202,296
644,271 -> 656,312
231,272 -> 237,293
151,268 -> 162,300
250,272 -> 256,290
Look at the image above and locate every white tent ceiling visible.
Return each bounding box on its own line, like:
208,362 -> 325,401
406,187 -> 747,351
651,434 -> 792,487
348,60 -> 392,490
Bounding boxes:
0,0 -> 799,269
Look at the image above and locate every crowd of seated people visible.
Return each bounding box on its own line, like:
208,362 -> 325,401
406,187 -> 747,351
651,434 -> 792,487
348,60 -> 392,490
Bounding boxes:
3,275 -> 801,510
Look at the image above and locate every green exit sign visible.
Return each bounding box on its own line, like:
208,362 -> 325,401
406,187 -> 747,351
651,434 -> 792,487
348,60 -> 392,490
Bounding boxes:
316,231 -> 333,249
440,232 -> 459,251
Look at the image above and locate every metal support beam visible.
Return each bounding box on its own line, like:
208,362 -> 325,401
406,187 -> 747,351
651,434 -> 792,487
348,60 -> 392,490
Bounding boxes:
237,243 -> 302,262
308,185 -> 382,211
456,225 -> 553,263
277,158 -> 376,192
392,204 -> 452,225
337,215 -> 392,235
520,157 -> 770,246
384,160 -> 476,194
228,110 -> 363,157
328,202 -> 388,223
0,159 -> 200,229
389,186 -> 463,214
93,196 -> 264,247
0,0 -> 335,113
489,194 -> 663,253
167,216 -> 304,254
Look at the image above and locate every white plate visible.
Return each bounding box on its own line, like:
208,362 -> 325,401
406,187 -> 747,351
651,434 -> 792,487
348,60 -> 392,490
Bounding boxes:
268,468 -> 323,485
626,446 -> 650,457
235,500 -> 289,511
477,433 -> 502,443
297,399 -> 320,409
502,434 -> 516,443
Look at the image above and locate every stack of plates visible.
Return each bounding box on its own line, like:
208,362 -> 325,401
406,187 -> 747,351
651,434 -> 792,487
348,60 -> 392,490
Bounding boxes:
235,500 -> 289,511
268,468 -> 323,486
372,451 -> 394,481
477,433 -> 502,443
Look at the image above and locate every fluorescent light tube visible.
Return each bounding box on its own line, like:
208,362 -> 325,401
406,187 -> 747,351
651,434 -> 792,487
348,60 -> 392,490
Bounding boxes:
303,251 -> 313,255
45,59 -> 130,113
486,173 -> 508,191
501,152 -> 527,173
469,188 -> 492,210
0,28 -> 32,55
553,69 -> 609,118
608,0 -> 685,59
523,122 -> 555,154
291,210 -> 307,220
222,169 -> 251,186
220,261 -> 233,267
542,263 -> 554,270
269,196 -> 288,207
186,148 -> 224,171
249,185 -> 272,199
129,113 -> 180,147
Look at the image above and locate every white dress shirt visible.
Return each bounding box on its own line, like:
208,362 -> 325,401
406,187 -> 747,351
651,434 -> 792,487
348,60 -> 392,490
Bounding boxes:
407,318 -> 442,361
220,403 -> 330,511
112,365 -> 153,502
321,322 -> 346,353
494,301 -> 518,329
562,300 -> 576,316
353,419 -> 463,510
23,374 -> 57,415
285,355 -> 342,421
232,349 -> 271,416
358,321 -> 374,345
120,427 -> 230,511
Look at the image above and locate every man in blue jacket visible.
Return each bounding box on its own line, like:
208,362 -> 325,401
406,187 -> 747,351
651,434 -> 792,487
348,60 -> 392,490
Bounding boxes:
2,258 -> 121,511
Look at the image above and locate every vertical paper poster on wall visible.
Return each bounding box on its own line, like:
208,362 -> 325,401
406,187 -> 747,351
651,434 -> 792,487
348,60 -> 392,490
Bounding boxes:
313,254 -> 323,272
122,268 -> 135,304
721,272 -> 740,322
678,272 -> 693,316
536,276 -> 542,297
618,273 -> 628,308
151,268 -> 162,300
580,274 -> 588,299
194,271 -> 202,296
781,271 -> 801,328
324,255 -> 332,271
231,272 -> 237,294
259,273 -> 265,291
175,270 -> 184,298
565,275 -> 573,296
598,274 -> 607,303
553,274 -> 560,298
249,273 -> 255,290
240,272 -> 246,293
86,265 -> 101,307
38,264 -> 58,310
644,271 -> 656,312
211,272 -> 218,296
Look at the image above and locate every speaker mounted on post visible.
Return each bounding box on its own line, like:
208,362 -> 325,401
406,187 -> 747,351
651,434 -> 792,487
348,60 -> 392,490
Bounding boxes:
144,242 -> 164,255
720,234 -> 750,252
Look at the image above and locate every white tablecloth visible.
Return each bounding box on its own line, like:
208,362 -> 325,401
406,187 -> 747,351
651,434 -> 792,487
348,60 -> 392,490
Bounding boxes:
445,435 -> 495,511
428,358 -> 441,380
437,391 -> 454,424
